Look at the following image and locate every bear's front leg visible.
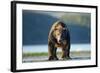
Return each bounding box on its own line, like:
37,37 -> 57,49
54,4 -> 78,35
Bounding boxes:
61,48 -> 70,60
48,47 -> 58,60
48,45 -> 54,60
53,47 -> 58,60
48,43 -> 58,60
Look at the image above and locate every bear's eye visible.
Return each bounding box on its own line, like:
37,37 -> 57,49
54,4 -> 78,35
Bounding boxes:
55,30 -> 61,36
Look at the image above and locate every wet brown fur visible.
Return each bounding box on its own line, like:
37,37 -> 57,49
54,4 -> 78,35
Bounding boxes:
48,21 -> 70,60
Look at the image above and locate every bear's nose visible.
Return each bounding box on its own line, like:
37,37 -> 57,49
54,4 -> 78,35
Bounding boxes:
59,39 -> 62,43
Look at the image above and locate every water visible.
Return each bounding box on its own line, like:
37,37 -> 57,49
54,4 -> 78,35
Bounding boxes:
23,44 -> 90,53
22,44 -> 91,62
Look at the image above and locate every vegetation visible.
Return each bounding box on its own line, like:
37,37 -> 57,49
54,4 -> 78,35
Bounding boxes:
23,51 -> 90,57
23,52 -> 48,57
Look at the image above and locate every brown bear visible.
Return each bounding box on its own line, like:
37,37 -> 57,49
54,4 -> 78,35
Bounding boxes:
48,21 -> 70,60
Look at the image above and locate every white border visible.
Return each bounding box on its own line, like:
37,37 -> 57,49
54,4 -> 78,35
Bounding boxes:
16,3 -> 96,70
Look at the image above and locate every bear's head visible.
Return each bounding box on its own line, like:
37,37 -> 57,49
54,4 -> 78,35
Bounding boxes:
52,22 -> 67,46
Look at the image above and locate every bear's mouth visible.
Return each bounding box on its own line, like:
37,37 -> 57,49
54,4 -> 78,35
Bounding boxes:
55,41 -> 67,48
